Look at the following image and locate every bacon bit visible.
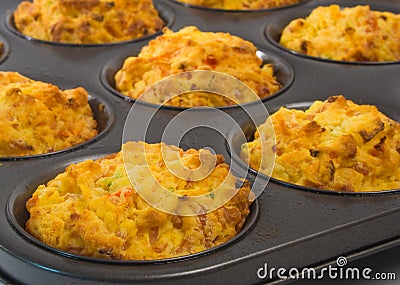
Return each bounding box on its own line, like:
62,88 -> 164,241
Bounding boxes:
98,248 -> 121,259
70,213 -> 80,220
373,136 -> 386,152
297,19 -> 305,27
352,50 -> 369,62
149,227 -> 159,245
309,149 -> 319,157
345,27 -> 355,35
171,216 -> 183,229
204,56 -> 218,69
328,160 -> 335,182
327,96 -> 338,103
198,214 -> 212,247
359,120 -> 385,142
198,214 -> 207,228
232,44 -> 252,54
353,162 -> 370,175
300,41 -> 308,53
129,20 -> 146,33
10,140 -> 34,150
302,121 -> 325,134
51,23 -> 63,42
98,248 -> 113,255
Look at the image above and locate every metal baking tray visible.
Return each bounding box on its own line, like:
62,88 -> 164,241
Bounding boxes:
1,0 -> 399,284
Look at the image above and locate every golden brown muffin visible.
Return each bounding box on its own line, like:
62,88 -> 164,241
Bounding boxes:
241,95 -> 400,192
0,72 -> 98,157
177,0 -> 301,10
115,26 -> 281,107
13,0 -> 164,44
26,142 -> 252,260
280,5 -> 400,62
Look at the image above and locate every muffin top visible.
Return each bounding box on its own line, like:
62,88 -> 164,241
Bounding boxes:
13,0 -> 164,44
241,95 -> 400,192
26,141 -> 252,260
177,0 -> 301,10
0,71 -> 97,157
280,5 -> 400,62
115,26 -> 281,107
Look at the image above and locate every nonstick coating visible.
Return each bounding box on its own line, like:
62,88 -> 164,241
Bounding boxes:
0,0 -> 400,284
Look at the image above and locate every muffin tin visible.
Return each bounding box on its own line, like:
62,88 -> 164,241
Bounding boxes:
1,0 -> 400,284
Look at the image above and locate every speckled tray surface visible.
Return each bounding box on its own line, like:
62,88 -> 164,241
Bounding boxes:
1,0 -> 400,284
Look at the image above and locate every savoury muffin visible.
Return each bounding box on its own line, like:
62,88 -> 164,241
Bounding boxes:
13,0 -> 164,44
241,95 -> 400,192
0,72 -> 98,157
177,0 -> 301,10
115,26 -> 281,107
280,5 -> 400,62
26,141 -> 252,260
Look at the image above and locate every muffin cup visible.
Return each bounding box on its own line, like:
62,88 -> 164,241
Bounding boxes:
5,2 -> 175,47
0,93 -> 114,161
100,48 -> 294,109
228,101 -> 400,196
6,152 -> 259,263
265,0 -> 400,65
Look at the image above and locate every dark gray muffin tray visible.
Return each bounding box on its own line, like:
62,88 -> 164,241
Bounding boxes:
1,0 -> 400,284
